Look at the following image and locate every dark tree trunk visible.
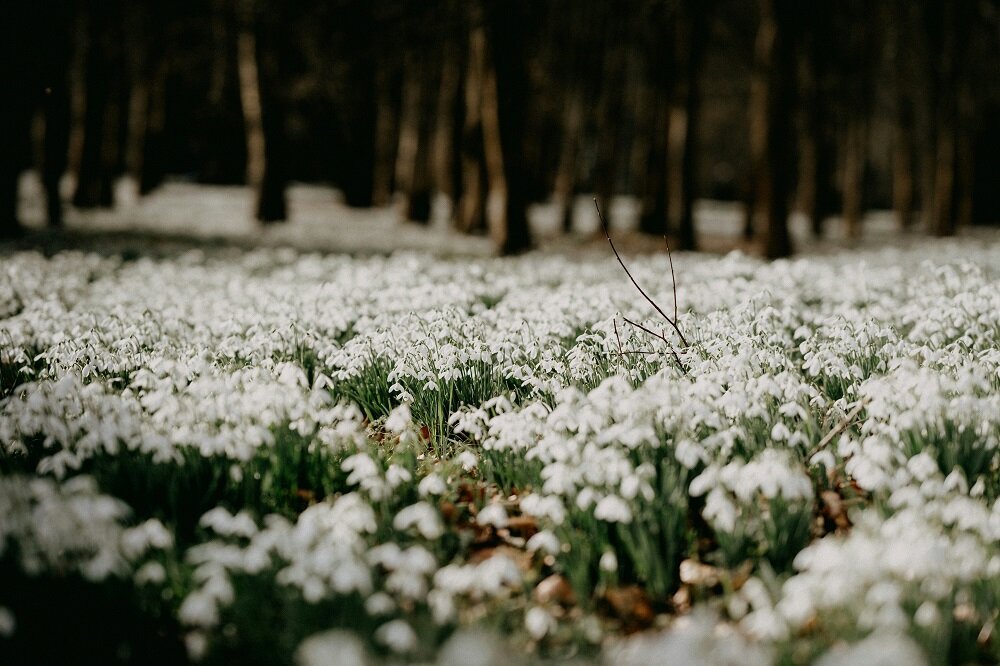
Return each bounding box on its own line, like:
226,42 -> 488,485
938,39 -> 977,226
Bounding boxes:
395,53 -> 435,224
666,2 -> 709,251
456,15 -> 487,234
889,2 -> 915,230
924,1 -> 973,237
339,6 -> 377,208
139,57 -> 168,195
841,117 -> 866,240
553,84 -> 583,233
592,38 -> 623,230
372,54 -> 400,207
0,101 -> 29,237
796,2 -> 834,237
481,0 -> 532,254
256,27 -> 288,223
638,90 -> 668,235
432,40 -> 464,209
74,2 -> 123,209
749,0 -> 796,259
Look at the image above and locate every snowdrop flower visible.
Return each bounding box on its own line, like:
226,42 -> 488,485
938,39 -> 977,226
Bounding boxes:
342,453 -> 380,486
134,561 -> 167,586
384,404 -> 412,434
363,591 -> 395,616
296,630 -> 369,666
455,450 -> 479,471
594,495 -> 633,523
385,464 -> 411,489
0,607 -> 14,638
374,619 -> 417,654
525,606 -> 556,640
813,632 -> 928,666
526,530 -> 561,555
185,632 -> 209,662
199,508 -> 258,539
394,501 -> 445,540
477,502 -> 509,529
418,473 -> 447,497
599,550 -> 619,572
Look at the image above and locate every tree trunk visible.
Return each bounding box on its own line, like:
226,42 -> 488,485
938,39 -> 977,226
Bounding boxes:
749,0 -> 796,259
796,6 -> 834,238
432,42 -> 464,209
666,2 -> 708,251
889,4 -> 915,230
841,117 -> 866,241
892,101 -> 915,230
456,20 -> 486,234
74,1 -> 122,209
338,6 -> 377,208
481,0 -> 531,254
0,101 -> 30,237
553,84 -> 583,233
395,55 -> 434,224
592,41 -> 622,230
236,0 -> 265,198
372,57 -> 399,206
139,57 -> 168,195
638,90 -> 668,235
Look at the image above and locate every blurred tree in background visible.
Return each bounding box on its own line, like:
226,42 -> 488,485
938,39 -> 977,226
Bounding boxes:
2,0 -> 998,255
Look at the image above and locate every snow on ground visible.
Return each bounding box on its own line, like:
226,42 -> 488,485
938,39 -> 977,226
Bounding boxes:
15,172 -> 998,258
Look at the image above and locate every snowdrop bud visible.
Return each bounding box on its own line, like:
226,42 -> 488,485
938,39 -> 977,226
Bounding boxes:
914,601 -> 940,627
599,550 -> 619,573
525,606 -> 556,640
185,632 -> 209,662
134,561 -> 167,586
374,619 -> 417,654
0,607 -> 15,638
296,630 -> 369,666
363,592 -> 395,616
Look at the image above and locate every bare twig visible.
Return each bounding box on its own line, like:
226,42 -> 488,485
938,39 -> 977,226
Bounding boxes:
664,236 -> 678,324
595,198 -> 689,348
613,317 -> 624,358
621,316 -> 686,372
807,396 -> 872,460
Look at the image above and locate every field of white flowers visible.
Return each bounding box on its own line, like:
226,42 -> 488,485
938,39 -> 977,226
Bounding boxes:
1,238 -> 999,665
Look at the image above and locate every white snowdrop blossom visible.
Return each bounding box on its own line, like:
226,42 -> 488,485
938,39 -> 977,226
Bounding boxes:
394,501 -> 445,540
374,619 -> 417,654
476,502 -> 509,529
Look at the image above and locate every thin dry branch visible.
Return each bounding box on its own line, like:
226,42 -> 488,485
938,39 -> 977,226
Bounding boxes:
807,396 -> 872,460
621,316 -> 686,372
595,198 -> 689,347
664,236 -> 678,324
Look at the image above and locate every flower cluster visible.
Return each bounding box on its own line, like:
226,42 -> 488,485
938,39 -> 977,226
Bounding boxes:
1,236 -> 999,663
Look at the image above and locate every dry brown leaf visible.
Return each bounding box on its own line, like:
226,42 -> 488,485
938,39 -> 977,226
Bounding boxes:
534,574 -> 577,606
469,544 -> 534,572
505,515 -> 538,538
821,489 -> 851,530
602,585 -> 655,629
679,559 -> 722,587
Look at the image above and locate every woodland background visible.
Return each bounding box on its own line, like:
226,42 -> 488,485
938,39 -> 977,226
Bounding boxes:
2,0 -> 998,257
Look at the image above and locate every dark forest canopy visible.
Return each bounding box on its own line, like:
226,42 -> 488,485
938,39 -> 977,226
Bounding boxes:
2,0 -> 998,256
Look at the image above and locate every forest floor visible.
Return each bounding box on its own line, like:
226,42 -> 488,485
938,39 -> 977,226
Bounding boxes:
11,172 -> 999,259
